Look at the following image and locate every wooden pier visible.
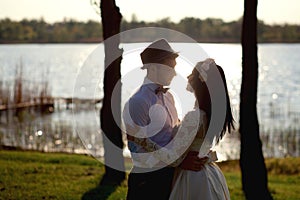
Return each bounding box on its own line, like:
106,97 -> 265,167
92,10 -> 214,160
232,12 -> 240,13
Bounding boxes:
0,97 -> 103,112
57,97 -> 103,110
0,97 -> 103,124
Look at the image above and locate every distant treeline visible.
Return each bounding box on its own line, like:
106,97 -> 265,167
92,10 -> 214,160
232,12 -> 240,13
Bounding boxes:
0,17 -> 299,43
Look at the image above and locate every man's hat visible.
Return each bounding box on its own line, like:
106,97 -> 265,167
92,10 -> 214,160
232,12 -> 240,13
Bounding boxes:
140,38 -> 179,64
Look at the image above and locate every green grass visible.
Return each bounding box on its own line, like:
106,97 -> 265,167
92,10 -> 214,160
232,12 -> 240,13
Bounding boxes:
0,150 -> 299,200
0,150 -> 119,200
218,159 -> 300,200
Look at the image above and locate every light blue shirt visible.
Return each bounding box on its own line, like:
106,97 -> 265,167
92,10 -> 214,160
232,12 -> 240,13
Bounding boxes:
123,78 -> 178,154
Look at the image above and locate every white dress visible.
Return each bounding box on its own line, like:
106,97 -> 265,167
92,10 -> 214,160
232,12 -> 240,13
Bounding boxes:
169,109 -> 230,200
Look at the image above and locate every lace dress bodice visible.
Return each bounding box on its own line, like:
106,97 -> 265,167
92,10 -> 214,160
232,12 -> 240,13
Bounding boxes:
188,109 -> 207,152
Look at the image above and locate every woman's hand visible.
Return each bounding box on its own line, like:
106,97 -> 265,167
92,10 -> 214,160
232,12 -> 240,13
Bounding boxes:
179,151 -> 209,171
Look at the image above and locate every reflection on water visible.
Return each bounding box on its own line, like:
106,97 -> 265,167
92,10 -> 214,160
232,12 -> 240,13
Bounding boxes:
0,103 -> 130,157
0,43 -> 300,161
1,101 -> 299,161
0,106 -> 93,154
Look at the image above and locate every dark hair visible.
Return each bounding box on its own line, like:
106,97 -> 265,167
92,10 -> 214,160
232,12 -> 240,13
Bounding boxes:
189,64 -> 235,143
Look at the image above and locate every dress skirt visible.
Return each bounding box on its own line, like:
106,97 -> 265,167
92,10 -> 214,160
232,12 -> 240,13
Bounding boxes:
169,162 -> 230,200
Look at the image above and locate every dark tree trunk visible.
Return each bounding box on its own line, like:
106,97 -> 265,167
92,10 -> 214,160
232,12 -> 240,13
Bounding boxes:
100,0 -> 125,185
239,0 -> 273,199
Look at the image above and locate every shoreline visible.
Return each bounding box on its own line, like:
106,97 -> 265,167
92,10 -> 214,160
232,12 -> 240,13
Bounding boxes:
1,41 -> 300,44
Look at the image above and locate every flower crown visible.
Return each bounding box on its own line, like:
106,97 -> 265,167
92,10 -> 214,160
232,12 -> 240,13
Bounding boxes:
195,58 -> 216,82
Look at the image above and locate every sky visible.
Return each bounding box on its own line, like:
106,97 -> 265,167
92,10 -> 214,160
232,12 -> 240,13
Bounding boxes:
0,0 -> 300,25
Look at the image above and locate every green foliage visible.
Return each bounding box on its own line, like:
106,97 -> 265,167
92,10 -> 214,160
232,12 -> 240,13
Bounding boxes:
0,17 -> 299,43
266,157 -> 300,175
0,18 -> 102,43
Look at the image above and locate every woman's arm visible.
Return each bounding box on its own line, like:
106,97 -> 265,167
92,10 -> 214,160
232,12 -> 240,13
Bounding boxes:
127,134 -> 194,167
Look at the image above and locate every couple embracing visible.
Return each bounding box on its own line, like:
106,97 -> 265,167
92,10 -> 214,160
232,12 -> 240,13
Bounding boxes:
123,39 -> 235,200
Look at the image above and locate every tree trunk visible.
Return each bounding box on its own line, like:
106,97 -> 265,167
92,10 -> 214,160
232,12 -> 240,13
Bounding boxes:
100,0 -> 125,185
239,0 -> 273,199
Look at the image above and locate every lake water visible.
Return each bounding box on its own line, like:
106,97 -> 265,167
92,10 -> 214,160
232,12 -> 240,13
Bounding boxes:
0,43 -> 299,160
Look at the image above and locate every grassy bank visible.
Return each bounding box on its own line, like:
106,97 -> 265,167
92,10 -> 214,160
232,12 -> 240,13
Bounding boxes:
0,150 -> 299,200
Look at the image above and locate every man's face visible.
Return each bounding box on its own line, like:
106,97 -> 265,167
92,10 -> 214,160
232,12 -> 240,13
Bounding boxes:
157,57 -> 177,85
145,56 -> 178,86
155,64 -> 177,86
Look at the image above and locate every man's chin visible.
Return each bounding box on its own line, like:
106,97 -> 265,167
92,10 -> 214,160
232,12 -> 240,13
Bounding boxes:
160,79 -> 173,86
162,82 -> 171,86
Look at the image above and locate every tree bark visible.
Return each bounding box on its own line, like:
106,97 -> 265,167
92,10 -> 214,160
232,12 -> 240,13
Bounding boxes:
100,0 -> 125,185
239,0 -> 273,199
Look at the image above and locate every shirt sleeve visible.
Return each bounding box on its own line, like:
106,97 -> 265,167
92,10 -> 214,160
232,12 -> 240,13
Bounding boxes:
127,95 -> 170,140
128,96 -> 150,127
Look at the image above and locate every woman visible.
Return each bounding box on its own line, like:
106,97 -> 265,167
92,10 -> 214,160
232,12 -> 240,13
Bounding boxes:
169,58 -> 235,200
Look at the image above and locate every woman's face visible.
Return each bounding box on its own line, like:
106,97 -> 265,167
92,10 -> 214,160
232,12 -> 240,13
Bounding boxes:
186,69 -> 203,95
186,74 -> 195,93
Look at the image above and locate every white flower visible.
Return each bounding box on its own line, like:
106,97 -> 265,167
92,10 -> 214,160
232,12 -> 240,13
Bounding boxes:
195,58 -> 216,82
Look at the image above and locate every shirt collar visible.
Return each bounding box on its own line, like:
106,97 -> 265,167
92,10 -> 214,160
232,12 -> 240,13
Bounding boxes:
143,77 -> 154,85
142,78 -> 160,93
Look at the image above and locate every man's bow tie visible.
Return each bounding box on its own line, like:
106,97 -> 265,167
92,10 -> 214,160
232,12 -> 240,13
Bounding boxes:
155,86 -> 169,94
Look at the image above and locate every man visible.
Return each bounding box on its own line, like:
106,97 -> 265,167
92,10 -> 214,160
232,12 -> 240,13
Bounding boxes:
123,38 -> 206,200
